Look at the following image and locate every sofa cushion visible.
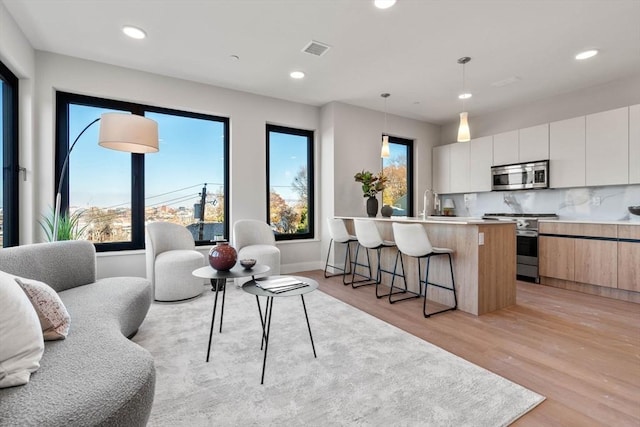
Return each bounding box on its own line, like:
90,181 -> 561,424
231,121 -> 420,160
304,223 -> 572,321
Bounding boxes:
0,270 -> 45,388
16,277 -> 71,340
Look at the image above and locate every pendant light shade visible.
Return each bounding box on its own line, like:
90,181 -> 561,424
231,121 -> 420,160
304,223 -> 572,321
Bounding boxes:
457,112 -> 470,142
380,93 -> 390,158
457,57 -> 472,142
381,135 -> 390,157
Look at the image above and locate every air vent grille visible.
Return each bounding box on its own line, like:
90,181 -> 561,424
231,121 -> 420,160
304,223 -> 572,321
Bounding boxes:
302,40 -> 331,57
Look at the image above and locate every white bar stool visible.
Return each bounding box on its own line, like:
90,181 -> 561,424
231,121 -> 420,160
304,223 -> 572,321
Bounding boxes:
391,223 -> 457,317
324,218 -> 359,285
352,219 -> 409,298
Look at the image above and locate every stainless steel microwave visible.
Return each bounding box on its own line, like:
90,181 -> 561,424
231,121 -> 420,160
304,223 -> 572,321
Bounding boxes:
491,160 -> 549,191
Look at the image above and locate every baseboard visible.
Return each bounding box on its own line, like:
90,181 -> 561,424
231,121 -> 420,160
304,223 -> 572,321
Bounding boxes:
281,261 -> 324,274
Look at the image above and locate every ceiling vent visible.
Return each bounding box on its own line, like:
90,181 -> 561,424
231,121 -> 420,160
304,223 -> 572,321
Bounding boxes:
302,40 -> 331,57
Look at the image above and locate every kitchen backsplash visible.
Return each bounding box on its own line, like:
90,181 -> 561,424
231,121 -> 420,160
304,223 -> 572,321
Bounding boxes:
442,184 -> 640,221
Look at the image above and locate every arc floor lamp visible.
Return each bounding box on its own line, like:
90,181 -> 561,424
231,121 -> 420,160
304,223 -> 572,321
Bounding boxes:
53,112 -> 159,241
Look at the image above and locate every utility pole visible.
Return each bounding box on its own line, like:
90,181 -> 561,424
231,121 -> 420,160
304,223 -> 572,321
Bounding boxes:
198,183 -> 207,241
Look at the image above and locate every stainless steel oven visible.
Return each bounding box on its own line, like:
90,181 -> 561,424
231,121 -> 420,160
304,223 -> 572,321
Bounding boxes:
483,213 -> 558,283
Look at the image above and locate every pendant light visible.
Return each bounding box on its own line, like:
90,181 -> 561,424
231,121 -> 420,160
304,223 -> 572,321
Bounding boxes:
457,57 -> 471,142
380,93 -> 390,158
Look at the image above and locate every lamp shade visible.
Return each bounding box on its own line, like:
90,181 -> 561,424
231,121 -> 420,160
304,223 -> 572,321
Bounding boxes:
457,112 -> 470,142
98,113 -> 159,153
443,198 -> 455,209
381,135 -> 390,158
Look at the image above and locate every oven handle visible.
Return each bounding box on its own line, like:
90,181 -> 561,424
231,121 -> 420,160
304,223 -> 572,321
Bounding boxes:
517,230 -> 538,237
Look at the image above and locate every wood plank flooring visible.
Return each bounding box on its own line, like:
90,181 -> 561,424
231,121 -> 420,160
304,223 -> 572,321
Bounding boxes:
300,270 -> 640,426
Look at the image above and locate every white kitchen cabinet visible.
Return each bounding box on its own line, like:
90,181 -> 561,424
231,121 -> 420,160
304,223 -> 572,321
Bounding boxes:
432,144 -> 450,194
519,123 -> 549,163
492,130 -> 519,166
549,116 -> 586,188
586,107 -> 629,186
468,136 -> 493,192
449,142 -> 470,194
630,104 -> 640,184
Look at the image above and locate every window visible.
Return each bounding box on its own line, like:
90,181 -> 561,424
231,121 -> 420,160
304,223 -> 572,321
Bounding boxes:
382,136 -> 414,216
56,92 -> 229,251
0,60 -> 19,247
266,124 -> 314,240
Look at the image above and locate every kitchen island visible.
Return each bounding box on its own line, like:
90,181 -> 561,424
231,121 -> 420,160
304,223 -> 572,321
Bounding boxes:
337,216 -> 516,315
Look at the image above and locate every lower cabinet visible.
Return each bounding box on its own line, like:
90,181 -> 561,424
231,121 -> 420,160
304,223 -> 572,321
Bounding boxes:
574,239 -> 617,288
539,236 -> 574,281
539,223 -> 638,293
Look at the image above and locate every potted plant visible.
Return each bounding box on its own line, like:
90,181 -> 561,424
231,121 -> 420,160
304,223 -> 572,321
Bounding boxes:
39,207 -> 90,242
354,170 -> 388,217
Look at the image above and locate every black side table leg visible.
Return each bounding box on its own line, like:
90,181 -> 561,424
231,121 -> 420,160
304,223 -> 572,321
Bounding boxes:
260,296 -> 274,385
255,295 -> 269,350
219,279 -> 227,333
205,282 -> 221,362
301,295 -> 317,358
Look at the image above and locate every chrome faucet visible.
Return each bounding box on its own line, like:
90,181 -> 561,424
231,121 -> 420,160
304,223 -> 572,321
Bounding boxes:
422,189 -> 441,219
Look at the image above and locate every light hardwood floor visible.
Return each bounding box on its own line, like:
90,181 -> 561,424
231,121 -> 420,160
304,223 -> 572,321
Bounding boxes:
300,270 -> 640,426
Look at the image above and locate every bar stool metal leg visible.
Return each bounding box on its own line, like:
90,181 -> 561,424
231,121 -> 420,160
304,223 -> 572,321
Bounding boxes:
422,253 -> 457,318
389,251 -> 421,303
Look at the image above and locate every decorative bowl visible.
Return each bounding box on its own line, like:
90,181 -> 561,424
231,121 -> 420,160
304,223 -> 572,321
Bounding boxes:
239,259 -> 257,270
629,206 -> 640,216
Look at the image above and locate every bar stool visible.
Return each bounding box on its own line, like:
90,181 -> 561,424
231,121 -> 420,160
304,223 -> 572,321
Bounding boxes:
352,219 -> 409,298
391,223 -> 457,317
324,218 -> 359,285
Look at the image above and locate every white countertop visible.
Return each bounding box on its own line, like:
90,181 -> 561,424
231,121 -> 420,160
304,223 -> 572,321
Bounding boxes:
539,219 -> 640,226
335,216 -> 515,225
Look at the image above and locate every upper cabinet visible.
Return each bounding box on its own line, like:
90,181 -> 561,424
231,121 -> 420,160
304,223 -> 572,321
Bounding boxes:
468,136 -> 493,193
449,142 -> 470,194
432,144 -> 450,194
549,116 -> 586,188
492,130 -> 519,166
630,104 -> 640,184
585,107 -> 629,186
519,124 -> 549,163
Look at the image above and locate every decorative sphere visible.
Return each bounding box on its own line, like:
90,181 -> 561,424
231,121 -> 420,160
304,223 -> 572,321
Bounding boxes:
381,205 -> 393,217
208,242 -> 237,271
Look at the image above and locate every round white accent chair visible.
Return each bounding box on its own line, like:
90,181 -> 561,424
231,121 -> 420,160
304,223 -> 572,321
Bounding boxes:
232,219 -> 280,287
145,222 -> 206,302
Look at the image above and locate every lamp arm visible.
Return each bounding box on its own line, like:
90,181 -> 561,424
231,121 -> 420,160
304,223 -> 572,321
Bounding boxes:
52,117 -> 101,241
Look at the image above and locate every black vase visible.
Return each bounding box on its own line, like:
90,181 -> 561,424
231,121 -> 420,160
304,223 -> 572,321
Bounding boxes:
366,197 -> 378,217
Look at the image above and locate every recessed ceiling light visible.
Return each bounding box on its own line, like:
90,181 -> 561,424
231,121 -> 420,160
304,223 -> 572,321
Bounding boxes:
290,71 -> 305,79
575,49 -> 598,60
230,55 -> 240,61
458,93 -> 472,100
374,0 -> 396,9
122,25 -> 146,40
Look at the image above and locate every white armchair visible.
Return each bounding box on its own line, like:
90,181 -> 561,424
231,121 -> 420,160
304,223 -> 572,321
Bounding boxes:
145,222 -> 206,302
232,220 -> 280,287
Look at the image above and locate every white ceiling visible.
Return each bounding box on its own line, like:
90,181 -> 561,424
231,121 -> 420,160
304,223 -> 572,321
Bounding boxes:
3,0 -> 640,124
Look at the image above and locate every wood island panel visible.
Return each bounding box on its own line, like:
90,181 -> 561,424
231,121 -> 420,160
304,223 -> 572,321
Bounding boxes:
341,217 -> 516,315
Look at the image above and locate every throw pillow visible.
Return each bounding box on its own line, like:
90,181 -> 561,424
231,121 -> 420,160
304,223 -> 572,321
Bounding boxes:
0,270 -> 45,388
15,277 -> 70,340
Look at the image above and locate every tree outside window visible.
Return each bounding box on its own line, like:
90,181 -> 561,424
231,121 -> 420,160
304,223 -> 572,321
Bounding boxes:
382,136 -> 414,216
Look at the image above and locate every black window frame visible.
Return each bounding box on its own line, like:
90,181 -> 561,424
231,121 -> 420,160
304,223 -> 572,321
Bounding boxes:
382,135 -> 414,216
266,124 -> 315,241
56,91 -> 230,251
0,60 -> 19,247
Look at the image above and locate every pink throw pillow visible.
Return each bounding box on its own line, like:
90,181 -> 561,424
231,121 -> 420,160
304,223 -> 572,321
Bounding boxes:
15,278 -> 70,340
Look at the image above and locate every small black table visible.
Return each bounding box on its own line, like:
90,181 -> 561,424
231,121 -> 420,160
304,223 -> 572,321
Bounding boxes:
242,276 -> 318,384
192,264 -> 270,362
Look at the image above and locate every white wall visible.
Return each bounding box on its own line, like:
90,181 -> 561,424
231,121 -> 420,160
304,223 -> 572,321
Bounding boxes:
328,102 -> 440,217
440,73 -> 640,145
31,52 -> 322,277
0,1 -> 36,244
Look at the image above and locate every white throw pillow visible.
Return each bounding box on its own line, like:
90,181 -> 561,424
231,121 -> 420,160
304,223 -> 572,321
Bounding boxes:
0,270 -> 45,388
15,277 -> 70,340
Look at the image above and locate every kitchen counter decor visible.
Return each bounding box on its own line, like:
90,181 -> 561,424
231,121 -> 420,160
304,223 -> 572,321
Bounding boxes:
354,170 -> 388,217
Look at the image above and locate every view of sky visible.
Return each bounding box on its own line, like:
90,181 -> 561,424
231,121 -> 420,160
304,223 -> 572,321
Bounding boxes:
68,104 -> 307,210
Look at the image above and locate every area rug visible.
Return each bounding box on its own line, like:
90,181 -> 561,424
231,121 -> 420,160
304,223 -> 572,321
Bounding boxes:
133,283 -> 544,426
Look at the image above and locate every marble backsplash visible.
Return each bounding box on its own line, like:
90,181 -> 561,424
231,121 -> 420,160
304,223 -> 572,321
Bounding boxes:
442,184 -> 640,221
